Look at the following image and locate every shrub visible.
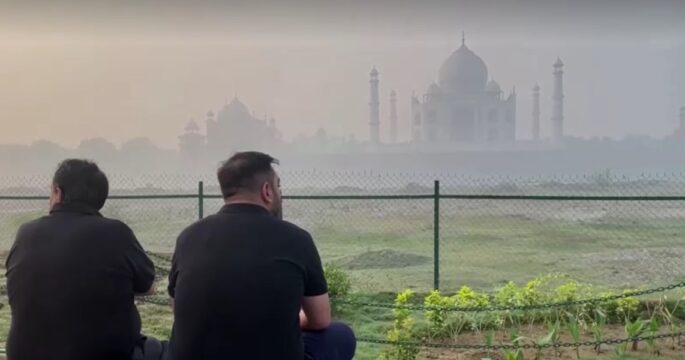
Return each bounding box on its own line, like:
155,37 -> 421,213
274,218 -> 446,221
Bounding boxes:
378,290 -> 420,360
324,263 -> 352,316
424,290 -> 453,335
324,263 -> 352,300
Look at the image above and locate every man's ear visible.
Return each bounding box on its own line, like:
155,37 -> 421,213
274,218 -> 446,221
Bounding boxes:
261,181 -> 274,204
49,184 -> 64,209
54,185 -> 63,201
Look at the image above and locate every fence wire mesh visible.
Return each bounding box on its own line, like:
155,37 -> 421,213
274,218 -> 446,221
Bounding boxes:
1,171 -> 685,293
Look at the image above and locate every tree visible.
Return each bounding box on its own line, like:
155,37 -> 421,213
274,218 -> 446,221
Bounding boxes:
77,138 -> 118,164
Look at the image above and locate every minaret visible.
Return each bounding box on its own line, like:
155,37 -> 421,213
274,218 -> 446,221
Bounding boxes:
369,67 -> 380,144
552,58 -> 565,142
411,92 -> 422,142
389,90 -> 398,143
532,84 -> 541,141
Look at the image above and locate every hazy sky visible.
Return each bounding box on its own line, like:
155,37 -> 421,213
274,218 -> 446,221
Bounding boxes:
1,0 -> 684,148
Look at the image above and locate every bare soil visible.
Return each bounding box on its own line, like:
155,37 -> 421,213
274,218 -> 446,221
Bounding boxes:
421,323 -> 685,360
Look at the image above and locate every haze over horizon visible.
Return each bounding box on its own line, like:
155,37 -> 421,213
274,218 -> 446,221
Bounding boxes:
1,0 -> 684,149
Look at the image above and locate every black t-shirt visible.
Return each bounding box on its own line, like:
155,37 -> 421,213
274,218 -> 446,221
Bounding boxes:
167,203 -> 328,360
5,203 -> 155,360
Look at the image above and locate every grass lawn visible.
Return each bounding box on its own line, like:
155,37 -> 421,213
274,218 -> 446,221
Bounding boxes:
1,196 -> 685,358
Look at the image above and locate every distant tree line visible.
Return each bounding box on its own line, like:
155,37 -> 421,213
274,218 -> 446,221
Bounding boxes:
0,137 -> 179,175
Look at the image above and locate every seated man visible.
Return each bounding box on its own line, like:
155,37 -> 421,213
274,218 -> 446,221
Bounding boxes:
167,151 -> 356,360
5,159 -> 157,360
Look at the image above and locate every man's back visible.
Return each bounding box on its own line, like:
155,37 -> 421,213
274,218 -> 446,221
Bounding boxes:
167,203 -> 328,360
5,203 -> 155,360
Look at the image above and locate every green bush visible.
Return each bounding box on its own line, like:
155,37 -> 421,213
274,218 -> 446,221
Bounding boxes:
324,263 -> 352,316
324,263 -> 352,299
378,290 -> 420,360
396,273 -> 645,341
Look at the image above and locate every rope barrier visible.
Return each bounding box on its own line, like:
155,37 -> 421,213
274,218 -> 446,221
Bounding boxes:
357,331 -> 685,350
3,254 -> 685,354
3,275 -> 685,353
333,282 -> 685,313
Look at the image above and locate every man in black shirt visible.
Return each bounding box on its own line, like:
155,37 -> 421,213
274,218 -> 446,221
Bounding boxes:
167,152 -> 356,360
5,159 -> 157,360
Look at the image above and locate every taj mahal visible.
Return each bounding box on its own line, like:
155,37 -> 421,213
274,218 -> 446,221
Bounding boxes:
410,36 -> 518,144
367,35 -> 565,146
177,35 -> 684,163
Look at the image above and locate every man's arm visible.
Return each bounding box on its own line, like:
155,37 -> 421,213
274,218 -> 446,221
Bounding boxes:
300,293 -> 332,330
168,231 -> 184,314
299,230 -> 331,330
120,223 -> 156,295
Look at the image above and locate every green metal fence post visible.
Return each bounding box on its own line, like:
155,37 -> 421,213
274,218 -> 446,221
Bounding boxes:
433,180 -> 440,291
198,181 -> 204,220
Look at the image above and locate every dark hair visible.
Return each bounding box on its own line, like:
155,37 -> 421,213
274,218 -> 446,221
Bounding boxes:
217,152 -> 279,198
53,159 -> 109,210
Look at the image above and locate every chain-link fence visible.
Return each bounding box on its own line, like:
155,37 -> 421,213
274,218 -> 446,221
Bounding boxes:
2,171 -> 685,293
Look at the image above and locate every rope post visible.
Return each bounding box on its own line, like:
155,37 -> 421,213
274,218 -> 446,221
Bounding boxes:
198,181 -> 204,220
433,180 -> 440,291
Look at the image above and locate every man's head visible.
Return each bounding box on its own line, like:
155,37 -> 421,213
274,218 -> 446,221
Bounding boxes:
50,159 -> 109,211
217,151 -> 282,219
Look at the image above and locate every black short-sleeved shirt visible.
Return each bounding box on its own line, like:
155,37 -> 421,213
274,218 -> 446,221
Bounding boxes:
5,203 -> 155,360
167,203 -> 328,360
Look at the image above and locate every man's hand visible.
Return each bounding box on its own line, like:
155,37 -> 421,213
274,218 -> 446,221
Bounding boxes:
135,283 -> 156,297
300,293 -> 331,330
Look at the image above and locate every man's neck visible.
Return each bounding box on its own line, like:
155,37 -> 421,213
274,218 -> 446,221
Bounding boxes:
224,198 -> 268,211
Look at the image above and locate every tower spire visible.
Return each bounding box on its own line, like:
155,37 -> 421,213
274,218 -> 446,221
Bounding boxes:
389,90 -> 398,143
461,31 -> 466,46
532,84 -> 541,141
552,58 -> 565,142
369,67 -> 381,144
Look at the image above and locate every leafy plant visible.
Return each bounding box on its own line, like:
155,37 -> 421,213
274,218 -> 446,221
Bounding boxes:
484,330 -> 495,358
511,322 -> 560,360
323,263 -> 351,316
509,324 -> 521,348
659,295 -> 682,349
423,290 -> 453,336
502,349 -> 524,360
451,286 -> 496,331
378,290 -> 420,360
624,318 -> 646,351
566,313 -> 581,359
591,309 -> 606,354
616,294 -> 641,321
324,263 -> 352,299
615,342 -> 627,357
495,281 -> 522,306
541,320 -> 561,357
646,317 -> 660,355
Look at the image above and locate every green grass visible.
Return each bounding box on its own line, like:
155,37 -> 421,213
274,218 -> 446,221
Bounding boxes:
2,199 -> 685,358
3,200 -> 685,294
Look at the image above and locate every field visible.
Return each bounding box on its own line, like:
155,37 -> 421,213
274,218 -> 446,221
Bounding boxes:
1,177 -> 685,359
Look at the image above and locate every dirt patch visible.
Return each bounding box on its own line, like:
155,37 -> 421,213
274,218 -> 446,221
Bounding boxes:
421,323 -> 685,360
336,249 -> 430,270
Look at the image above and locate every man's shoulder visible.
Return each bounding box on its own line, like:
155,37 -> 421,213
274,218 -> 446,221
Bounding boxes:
18,216 -> 46,230
38,211 -> 131,232
15,216 -> 48,240
95,216 -> 134,233
18,213 -> 119,234
177,213 -> 312,241
176,214 -> 220,240
277,220 -> 311,239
